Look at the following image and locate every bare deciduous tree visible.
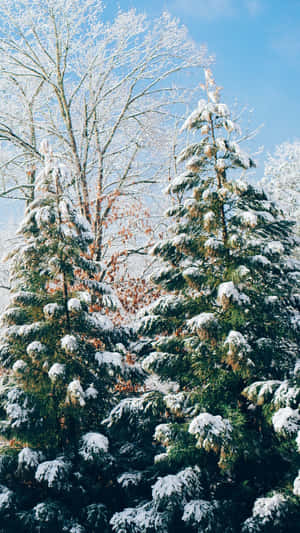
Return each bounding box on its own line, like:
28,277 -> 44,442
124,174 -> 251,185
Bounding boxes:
262,140 -> 300,235
0,0 -> 209,264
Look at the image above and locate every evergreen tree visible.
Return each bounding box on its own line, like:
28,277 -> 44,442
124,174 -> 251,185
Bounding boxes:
110,71 -> 300,532
0,142 -> 144,532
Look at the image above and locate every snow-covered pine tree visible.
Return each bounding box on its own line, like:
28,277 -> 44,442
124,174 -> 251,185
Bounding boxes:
110,70 -> 300,532
0,142 -> 144,532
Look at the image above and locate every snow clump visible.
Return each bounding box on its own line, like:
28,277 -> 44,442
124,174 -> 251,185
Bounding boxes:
26,341 -> 47,357
239,211 -> 258,227
95,351 -> 123,368
224,330 -> 251,356
217,281 -> 250,308
294,359 -> 300,377
154,453 -> 169,464
18,447 -> 42,472
0,485 -> 14,514
296,430 -> 300,452
189,412 -> 232,451
264,241 -> 284,255
293,471 -> 300,496
243,380 -> 281,406
67,298 -> 82,313
272,407 -> 300,435
79,432 -> 109,462
12,359 -> 27,374
187,313 -> 218,338
48,363 -> 66,383
43,303 -> 63,319
251,493 -> 286,523
154,424 -> 172,446
61,335 -> 79,354
165,392 -> 186,415
117,471 -> 142,489
77,291 -> 92,305
273,381 -> 299,408
110,501 -> 169,533
85,383 -> 98,400
152,467 -> 202,511
35,458 -> 71,490
182,499 -> 218,529
65,380 -> 86,407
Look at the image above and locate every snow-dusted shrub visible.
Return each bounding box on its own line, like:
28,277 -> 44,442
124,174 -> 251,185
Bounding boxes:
12,359 -> 27,374
204,237 -> 224,255
217,281 -> 249,309
252,493 -> 286,522
103,393 -> 162,429
224,331 -> 251,357
35,206 -> 55,227
182,499 -> 219,532
272,407 -> 300,436
35,458 -> 71,491
296,430 -> 300,452
243,380 -> 281,406
103,397 -> 143,428
0,485 -> 14,516
142,351 -> 177,374
164,392 -> 187,415
242,493 -> 288,531
61,335 -> 79,354
154,453 -> 169,464
17,447 -> 42,473
110,502 -> 170,533
48,363 -> 66,383
223,330 -> 253,371
187,313 -> 218,339
273,382 -> 300,409
152,474 -> 183,511
294,359 -> 300,378
147,294 -> 186,316
4,388 -> 33,429
33,500 -> 64,527
152,467 -> 203,511
188,413 -> 232,452
26,341 -> 47,358
264,241 -> 284,256
117,471 -> 142,489
81,503 -> 108,530
65,380 -> 86,407
64,523 -> 86,533
293,471 -> 300,497
154,424 -> 173,446
77,291 -> 91,305
79,432 -> 109,462
43,302 -> 64,319
95,351 -> 123,368
85,383 -> 98,400
67,298 -> 82,314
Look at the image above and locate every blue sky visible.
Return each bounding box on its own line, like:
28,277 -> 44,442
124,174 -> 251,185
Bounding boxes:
107,0 -> 300,176
2,0 -> 299,224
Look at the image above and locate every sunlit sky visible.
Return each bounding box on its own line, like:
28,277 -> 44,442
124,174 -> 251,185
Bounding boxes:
106,0 -> 300,175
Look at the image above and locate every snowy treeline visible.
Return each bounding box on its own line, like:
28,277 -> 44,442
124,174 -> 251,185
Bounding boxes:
0,2 -> 299,533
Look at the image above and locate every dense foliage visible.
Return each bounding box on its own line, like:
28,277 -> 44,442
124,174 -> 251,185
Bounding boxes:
110,70 -> 300,532
0,70 -> 299,533
0,143 -> 145,532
